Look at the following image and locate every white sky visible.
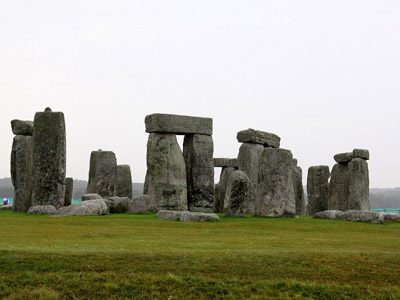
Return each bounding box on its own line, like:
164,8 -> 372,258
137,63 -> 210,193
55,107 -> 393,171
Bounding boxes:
1,1 -> 399,188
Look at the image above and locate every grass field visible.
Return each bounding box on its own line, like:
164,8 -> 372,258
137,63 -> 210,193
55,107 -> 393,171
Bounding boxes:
0,211 -> 399,299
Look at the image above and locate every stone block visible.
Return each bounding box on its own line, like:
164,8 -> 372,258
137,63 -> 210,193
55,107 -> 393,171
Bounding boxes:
334,152 -> 353,163
145,113 -> 212,135
306,166 -> 330,215
353,149 -> 369,160
224,170 -> 250,217
115,165 -> 133,199
237,128 -> 280,148
64,177 -> 73,206
11,120 -> 33,136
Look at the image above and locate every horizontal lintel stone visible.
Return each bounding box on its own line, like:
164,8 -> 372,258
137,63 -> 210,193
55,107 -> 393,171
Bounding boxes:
213,158 -> 239,168
334,152 -> 354,163
236,129 -> 280,148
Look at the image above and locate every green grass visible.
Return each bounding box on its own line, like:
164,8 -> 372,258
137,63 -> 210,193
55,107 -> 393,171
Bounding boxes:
0,211 -> 399,299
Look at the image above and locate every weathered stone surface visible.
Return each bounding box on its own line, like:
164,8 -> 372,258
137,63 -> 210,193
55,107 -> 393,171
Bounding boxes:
28,205 -> 57,215
82,193 -> 102,201
256,148 -> 296,217
115,165 -> 132,199
85,150 -> 117,198
339,210 -> 383,224
156,210 -> 185,221
238,143 -> 264,213
313,210 -> 344,219
353,149 -> 369,160
348,158 -> 370,211
64,177 -> 73,206
146,133 -> 188,211
224,170 -> 250,217
213,167 -> 235,213
57,199 -> 108,216
180,211 -> 219,222
328,163 -> 349,211
334,152 -> 353,163
183,134 -> 214,212
306,166 -> 330,215
107,196 -> 130,213
11,135 -> 33,212
32,110 -> 66,209
145,113 -> 213,135
128,194 -> 157,213
143,171 -> 149,194
0,205 -> 13,210
237,129 -> 280,148
381,213 -> 400,221
213,158 -> 239,168
293,166 -> 305,215
11,120 -> 33,136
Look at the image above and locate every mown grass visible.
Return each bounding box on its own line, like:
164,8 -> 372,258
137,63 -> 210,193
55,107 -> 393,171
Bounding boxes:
0,211 -> 399,299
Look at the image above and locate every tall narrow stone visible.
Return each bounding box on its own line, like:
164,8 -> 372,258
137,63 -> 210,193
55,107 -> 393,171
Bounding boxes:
146,133 -> 187,211
256,148 -> 295,217
238,143 -> 264,213
143,171 -> 149,195
292,163 -> 305,215
183,134 -> 214,212
306,166 -> 330,215
328,163 -> 349,211
224,170 -> 250,217
64,177 -> 74,206
85,150 -> 117,198
32,109 -> 66,208
348,158 -> 370,211
115,165 -> 133,199
11,135 -> 33,212
214,166 -> 235,213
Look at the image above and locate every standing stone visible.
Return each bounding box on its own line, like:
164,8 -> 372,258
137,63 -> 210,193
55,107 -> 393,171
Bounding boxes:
115,165 -> 133,199
11,135 -> 33,212
306,166 -> 330,215
146,133 -> 187,211
183,134 -> 214,212
238,143 -> 264,213
85,150 -> 117,198
348,158 -> 370,211
224,170 -> 250,217
143,171 -> 149,195
292,164 -> 305,215
64,177 -> 73,206
256,148 -> 296,217
32,109 -> 66,208
214,167 -> 235,213
328,163 -> 349,211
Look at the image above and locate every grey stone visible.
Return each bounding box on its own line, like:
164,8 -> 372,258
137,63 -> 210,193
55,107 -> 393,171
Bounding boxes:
334,152 -> 354,163
224,170 -> 250,217
237,128 -> 280,148
56,199 -> 108,216
146,133 -> 188,211
180,211 -> 220,222
143,171 -> 149,194
256,148 -> 296,217
213,158 -> 239,168
353,149 -> 369,160
82,193 -> 102,201
238,143 -> 264,213
381,213 -> 400,221
313,210 -> 344,219
145,113 -> 213,135
183,134 -> 214,212
115,165 -> 133,199
339,210 -> 384,224
156,210 -> 185,221
64,177 -> 73,206
293,166 -> 305,215
0,205 -> 13,210
348,158 -> 370,211
32,110 -> 66,209
213,167 -> 235,213
306,166 -> 330,215
85,150 -> 117,198
11,135 -> 33,212
328,163 -> 350,211
107,196 -> 130,213
11,120 -> 33,136
28,205 -> 57,215
128,194 -> 157,213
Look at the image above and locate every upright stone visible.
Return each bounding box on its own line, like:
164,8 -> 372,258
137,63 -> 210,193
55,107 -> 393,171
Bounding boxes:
143,171 -> 149,195
238,143 -> 264,213
115,165 -> 133,199
224,170 -> 250,217
306,166 -> 330,215
183,134 -> 214,212
64,177 -> 73,206
214,167 -> 235,213
328,163 -> 349,211
146,133 -> 187,211
292,163 -> 305,215
85,150 -> 117,198
11,135 -> 33,212
32,109 -> 66,208
256,148 -> 295,217
348,158 -> 370,211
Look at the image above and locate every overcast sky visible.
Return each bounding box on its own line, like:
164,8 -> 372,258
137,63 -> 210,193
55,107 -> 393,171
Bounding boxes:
1,1 -> 399,188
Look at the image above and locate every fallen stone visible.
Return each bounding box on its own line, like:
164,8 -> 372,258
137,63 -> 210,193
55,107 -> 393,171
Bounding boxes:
213,167 -> 235,213
313,210 -> 344,219
306,166 -> 330,215
0,205 -> 13,210
57,199 -> 108,216
224,170 -> 250,217
334,152 -> 354,163
11,120 -> 34,136
339,210 -> 384,224
381,213 -> 400,222
237,129 -> 280,148
115,165 -> 133,199
353,149 -> 369,160
145,113 -> 213,135
180,211 -> 220,222
28,205 -> 57,215
156,210 -> 185,221
128,194 -> 157,213
64,177 -> 73,206
82,193 -> 102,201
348,158 -> 370,211
107,196 -> 130,213
328,163 -> 350,211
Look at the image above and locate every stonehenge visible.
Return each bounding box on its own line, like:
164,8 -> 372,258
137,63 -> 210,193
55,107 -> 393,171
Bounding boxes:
224,170 -> 250,217
213,158 -> 238,213
115,165 -> 133,199
64,177 -> 74,206
292,159 -> 305,215
306,166 -> 330,215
